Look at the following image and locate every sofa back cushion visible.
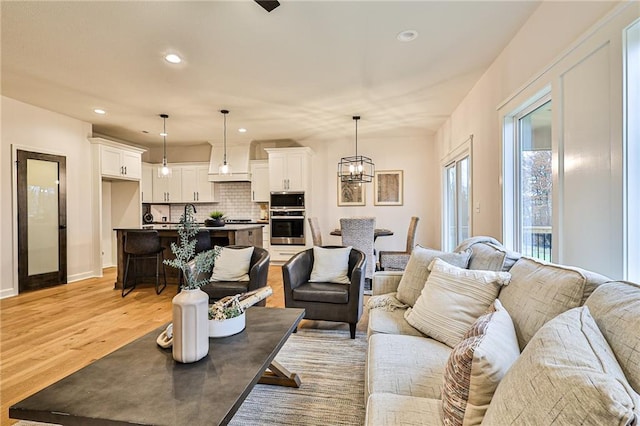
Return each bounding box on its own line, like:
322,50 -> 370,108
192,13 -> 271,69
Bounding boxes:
483,306 -> 639,425
586,280 -> 640,393
395,245 -> 471,307
442,299 -> 520,426
498,256 -> 608,349
404,258 -> 510,348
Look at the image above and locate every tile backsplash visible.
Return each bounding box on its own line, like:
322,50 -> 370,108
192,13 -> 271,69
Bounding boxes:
168,182 -> 266,222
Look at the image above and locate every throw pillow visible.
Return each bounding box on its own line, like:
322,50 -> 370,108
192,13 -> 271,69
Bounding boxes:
441,299 -> 520,426
309,246 -> 352,284
404,258 -> 511,348
396,245 -> 472,307
483,306 -> 639,425
210,246 -> 254,282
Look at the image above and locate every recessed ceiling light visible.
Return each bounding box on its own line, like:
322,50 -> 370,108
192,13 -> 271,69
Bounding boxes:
164,53 -> 182,64
397,30 -> 418,42
238,128 -> 247,133
93,108 -> 106,115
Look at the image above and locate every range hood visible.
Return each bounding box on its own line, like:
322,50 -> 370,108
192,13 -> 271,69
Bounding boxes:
208,141 -> 251,182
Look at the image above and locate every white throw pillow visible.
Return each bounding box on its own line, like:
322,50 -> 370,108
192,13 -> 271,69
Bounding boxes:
442,299 -> 521,426
405,258 -> 511,348
309,246 -> 352,284
396,245 -> 472,307
210,246 -> 254,282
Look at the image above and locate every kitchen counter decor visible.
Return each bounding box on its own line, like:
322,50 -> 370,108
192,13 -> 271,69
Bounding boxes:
205,210 -> 226,227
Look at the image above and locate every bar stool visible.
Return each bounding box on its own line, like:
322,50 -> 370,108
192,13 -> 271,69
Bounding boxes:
122,230 -> 167,297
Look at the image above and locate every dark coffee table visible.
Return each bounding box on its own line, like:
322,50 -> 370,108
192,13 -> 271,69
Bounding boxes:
10,307 -> 305,426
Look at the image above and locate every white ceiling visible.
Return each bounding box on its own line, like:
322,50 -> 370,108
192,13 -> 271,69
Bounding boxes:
1,1 -> 540,148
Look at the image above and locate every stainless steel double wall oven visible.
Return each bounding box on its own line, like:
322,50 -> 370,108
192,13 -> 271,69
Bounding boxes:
270,192 -> 305,245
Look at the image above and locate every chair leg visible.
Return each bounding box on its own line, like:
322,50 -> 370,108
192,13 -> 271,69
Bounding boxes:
122,254 -> 135,297
349,323 -> 356,339
156,252 -> 167,295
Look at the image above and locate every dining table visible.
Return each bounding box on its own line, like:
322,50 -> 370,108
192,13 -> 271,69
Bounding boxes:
330,228 -> 394,241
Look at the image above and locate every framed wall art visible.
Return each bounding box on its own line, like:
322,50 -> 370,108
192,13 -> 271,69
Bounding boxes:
374,170 -> 403,206
337,177 -> 366,206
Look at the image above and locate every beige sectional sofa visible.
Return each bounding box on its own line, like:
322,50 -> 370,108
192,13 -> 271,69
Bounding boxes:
365,237 -> 640,425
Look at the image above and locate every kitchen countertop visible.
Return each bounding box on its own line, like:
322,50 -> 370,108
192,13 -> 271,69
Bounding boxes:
115,223 -> 265,231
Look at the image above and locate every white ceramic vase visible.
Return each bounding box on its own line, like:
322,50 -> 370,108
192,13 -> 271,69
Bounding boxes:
172,288 -> 209,363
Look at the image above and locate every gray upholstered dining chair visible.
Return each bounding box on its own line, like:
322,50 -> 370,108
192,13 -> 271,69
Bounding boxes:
308,217 -> 323,246
340,217 -> 376,280
378,216 -> 419,271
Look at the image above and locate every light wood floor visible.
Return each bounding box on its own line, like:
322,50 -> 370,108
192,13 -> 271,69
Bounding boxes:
0,265 -> 367,425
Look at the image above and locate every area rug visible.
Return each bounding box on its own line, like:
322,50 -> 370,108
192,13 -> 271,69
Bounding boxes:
13,328 -> 367,426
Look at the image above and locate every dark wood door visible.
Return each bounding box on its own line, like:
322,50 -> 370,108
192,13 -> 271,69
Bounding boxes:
17,150 -> 67,292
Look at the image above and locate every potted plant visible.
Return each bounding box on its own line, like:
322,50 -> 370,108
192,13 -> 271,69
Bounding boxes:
205,211 -> 226,227
164,205 -> 221,363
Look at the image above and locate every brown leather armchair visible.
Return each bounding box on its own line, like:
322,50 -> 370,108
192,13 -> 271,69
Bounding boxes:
199,245 -> 270,305
282,246 -> 366,339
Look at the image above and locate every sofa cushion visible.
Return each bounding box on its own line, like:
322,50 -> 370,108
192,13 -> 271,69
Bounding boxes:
396,245 -> 471,307
366,334 -> 451,401
210,246 -> 253,282
483,306 -> 640,425
498,256 -> 608,349
309,246 -> 352,284
366,394 -> 443,426
404,258 -> 511,348
367,304 -> 424,338
442,299 -> 520,426
585,280 -> 640,392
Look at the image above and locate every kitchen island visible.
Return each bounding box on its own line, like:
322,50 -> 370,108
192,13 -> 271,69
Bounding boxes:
113,224 -> 264,289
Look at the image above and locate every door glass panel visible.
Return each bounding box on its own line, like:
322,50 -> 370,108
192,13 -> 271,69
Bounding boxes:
27,159 -> 59,275
457,157 -> 470,243
445,165 -> 456,251
518,100 -> 552,261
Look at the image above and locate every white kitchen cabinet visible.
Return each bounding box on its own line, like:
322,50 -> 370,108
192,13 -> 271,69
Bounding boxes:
265,147 -> 313,192
141,163 -> 153,202
181,164 -> 217,202
152,166 -> 182,202
250,160 -> 270,202
97,143 -> 143,180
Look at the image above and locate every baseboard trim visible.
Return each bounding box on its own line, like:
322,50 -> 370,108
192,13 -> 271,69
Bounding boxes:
68,271 -> 98,283
0,288 -> 18,299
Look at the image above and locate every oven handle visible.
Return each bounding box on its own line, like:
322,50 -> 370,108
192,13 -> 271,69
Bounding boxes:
270,216 -> 306,220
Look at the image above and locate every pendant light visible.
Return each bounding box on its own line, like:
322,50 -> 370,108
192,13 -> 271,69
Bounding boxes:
337,115 -> 374,183
158,114 -> 172,177
219,109 -> 232,175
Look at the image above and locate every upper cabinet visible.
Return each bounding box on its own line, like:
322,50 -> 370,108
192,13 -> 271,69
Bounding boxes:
266,147 -> 313,192
250,160 -> 270,202
90,138 -> 145,181
141,163 -> 153,203
181,164 -> 218,202
152,166 -> 182,202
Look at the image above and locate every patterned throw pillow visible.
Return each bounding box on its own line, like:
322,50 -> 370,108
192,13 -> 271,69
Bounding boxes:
404,258 -> 511,348
396,245 -> 472,307
483,306 -> 639,425
442,300 -> 520,426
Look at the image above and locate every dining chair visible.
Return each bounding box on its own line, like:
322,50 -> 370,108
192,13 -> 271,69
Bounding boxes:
378,216 -> 419,271
340,217 -> 376,280
308,217 -> 323,246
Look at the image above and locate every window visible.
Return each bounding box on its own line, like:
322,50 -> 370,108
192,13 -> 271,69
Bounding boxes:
443,142 -> 471,252
624,19 -> 640,281
504,95 -> 553,261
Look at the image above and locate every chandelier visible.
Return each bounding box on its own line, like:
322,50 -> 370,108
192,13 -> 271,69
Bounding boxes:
337,116 -> 374,183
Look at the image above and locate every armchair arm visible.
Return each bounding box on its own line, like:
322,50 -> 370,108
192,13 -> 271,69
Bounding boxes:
372,271 -> 404,295
347,248 -> 366,324
248,247 -> 270,293
282,249 -> 313,291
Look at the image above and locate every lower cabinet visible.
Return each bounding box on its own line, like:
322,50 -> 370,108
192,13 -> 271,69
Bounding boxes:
269,245 -> 307,263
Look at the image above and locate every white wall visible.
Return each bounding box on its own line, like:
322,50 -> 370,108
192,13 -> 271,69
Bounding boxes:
305,132 -> 439,253
1,96 -> 95,298
435,1 -> 638,278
